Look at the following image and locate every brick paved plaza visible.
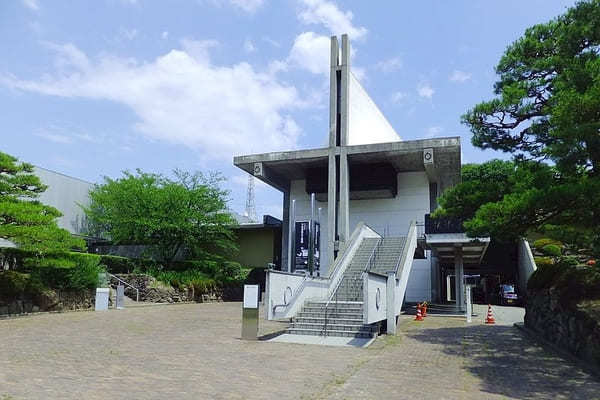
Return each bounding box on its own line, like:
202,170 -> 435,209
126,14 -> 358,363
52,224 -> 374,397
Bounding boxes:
1,303 -> 599,399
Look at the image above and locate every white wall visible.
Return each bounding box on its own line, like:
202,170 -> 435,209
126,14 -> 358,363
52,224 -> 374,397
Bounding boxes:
348,172 -> 430,236
289,171 -> 432,295
517,238 -> 537,295
35,167 -> 93,235
405,258 -> 432,302
348,72 -> 401,145
364,272 -> 387,324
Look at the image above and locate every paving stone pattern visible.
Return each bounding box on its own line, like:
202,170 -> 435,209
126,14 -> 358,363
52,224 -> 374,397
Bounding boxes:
1,303 -> 598,399
321,313 -> 600,400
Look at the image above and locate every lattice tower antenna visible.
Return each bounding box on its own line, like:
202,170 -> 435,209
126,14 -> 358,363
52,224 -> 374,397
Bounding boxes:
245,174 -> 258,222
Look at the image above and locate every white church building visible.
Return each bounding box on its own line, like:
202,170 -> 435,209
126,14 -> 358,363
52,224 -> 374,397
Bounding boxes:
234,35 -> 489,339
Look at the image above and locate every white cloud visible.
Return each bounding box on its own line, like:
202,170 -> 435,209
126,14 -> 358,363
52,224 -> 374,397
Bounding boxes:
161,31 -> 169,40
262,36 -> 281,48
21,0 -> 39,11
2,41 -> 302,161
417,82 -> 434,99
390,91 -> 407,104
297,0 -> 367,40
35,130 -> 72,144
243,38 -> 256,53
426,126 -> 443,138
231,174 -> 269,190
230,0 -> 264,12
376,57 -> 402,73
206,0 -> 265,13
288,32 -> 330,75
449,69 -> 471,83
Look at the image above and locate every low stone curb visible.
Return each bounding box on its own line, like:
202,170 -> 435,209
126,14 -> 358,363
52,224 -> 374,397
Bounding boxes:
514,322 -> 600,379
0,300 -> 202,321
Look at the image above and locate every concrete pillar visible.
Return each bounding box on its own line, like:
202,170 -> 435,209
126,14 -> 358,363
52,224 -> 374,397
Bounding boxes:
339,148 -> 350,242
386,271 -> 397,335
327,150 -> 336,269
329,36 -> 339,148
454,246 -> 464,312
340,34 -> 350,146
282,189 -> 290,272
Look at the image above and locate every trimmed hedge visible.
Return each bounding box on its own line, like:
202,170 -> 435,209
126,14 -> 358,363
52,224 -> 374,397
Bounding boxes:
100,255 -> 139,274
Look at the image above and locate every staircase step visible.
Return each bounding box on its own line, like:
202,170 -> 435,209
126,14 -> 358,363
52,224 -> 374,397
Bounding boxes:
293,317 -> 364,325
297,311 -> 362,318
286,328 -> 376,339
290,323 -> 374,332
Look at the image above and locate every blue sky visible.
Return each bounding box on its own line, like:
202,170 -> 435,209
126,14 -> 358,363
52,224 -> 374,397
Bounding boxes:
1,0 -> 576,218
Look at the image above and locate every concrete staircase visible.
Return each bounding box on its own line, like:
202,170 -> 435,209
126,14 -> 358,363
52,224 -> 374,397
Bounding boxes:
286,236 -> 407,339
287,301 -> 378,338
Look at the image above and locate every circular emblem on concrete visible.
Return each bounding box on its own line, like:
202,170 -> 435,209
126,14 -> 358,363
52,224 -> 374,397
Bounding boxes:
254,164 -> 261,174
375,288 -> 381,310
424,151 -> 432,161
284,286 -> 293,305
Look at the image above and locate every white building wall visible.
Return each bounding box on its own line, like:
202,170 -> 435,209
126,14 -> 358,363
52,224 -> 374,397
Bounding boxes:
289,172 -> 432,296
348,72 -> 401,145
35,167 -> 93,235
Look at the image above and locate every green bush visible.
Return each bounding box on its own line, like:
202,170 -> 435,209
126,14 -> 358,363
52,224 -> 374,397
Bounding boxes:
534,256 -> 554,267
0,271 -> 44,300
145,267 -> 217,292
100,255 -> 137,274
33,253 -> 104,291
533,238 -> 563,250
541,244 -> 562,257
528,258 -> 600,304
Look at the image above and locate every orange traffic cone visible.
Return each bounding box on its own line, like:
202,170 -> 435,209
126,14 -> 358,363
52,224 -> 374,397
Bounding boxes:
422,302 -> 428,317
485,304 -> 495,324
414,303 -> 424,321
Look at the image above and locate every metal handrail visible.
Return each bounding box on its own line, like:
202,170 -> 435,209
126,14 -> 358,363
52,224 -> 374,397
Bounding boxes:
107,273 -> 140,302
322,236 -> 382,335
348,237 -> 383,301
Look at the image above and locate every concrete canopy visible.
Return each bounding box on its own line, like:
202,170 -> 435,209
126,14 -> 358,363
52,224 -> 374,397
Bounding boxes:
233,136 -> 461,193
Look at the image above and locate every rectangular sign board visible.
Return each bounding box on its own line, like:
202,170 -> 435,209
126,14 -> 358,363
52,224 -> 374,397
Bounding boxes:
243,285 -> 259,309
95,288 -> 109,311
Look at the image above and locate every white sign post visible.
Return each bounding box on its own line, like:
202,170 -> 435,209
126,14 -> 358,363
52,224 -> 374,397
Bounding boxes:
242,284 -> 259,340
465,284 -> 473,323
115,285 -> 125,310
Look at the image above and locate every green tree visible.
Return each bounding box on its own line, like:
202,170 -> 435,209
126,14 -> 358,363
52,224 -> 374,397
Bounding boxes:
84,169 -> 237,267
441,1 -> 600,254
463,0 -> 600,176
0,151 -> 85,253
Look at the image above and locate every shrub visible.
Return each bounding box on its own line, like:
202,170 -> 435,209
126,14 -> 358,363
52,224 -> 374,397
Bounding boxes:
145,267 -> 217,292
0,271 -> 44,300
534,256 -> 554,267
33,253 -> 104,291
528,258 -> 600,304
100,255 -> 137,274
541,244 -> 562,257
533,238 -> 563,250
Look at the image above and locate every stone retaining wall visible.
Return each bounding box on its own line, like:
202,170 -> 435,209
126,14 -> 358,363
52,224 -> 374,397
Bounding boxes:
525,288 -> 600,370
0,289 -> 96,316
111,274 -> 231,303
